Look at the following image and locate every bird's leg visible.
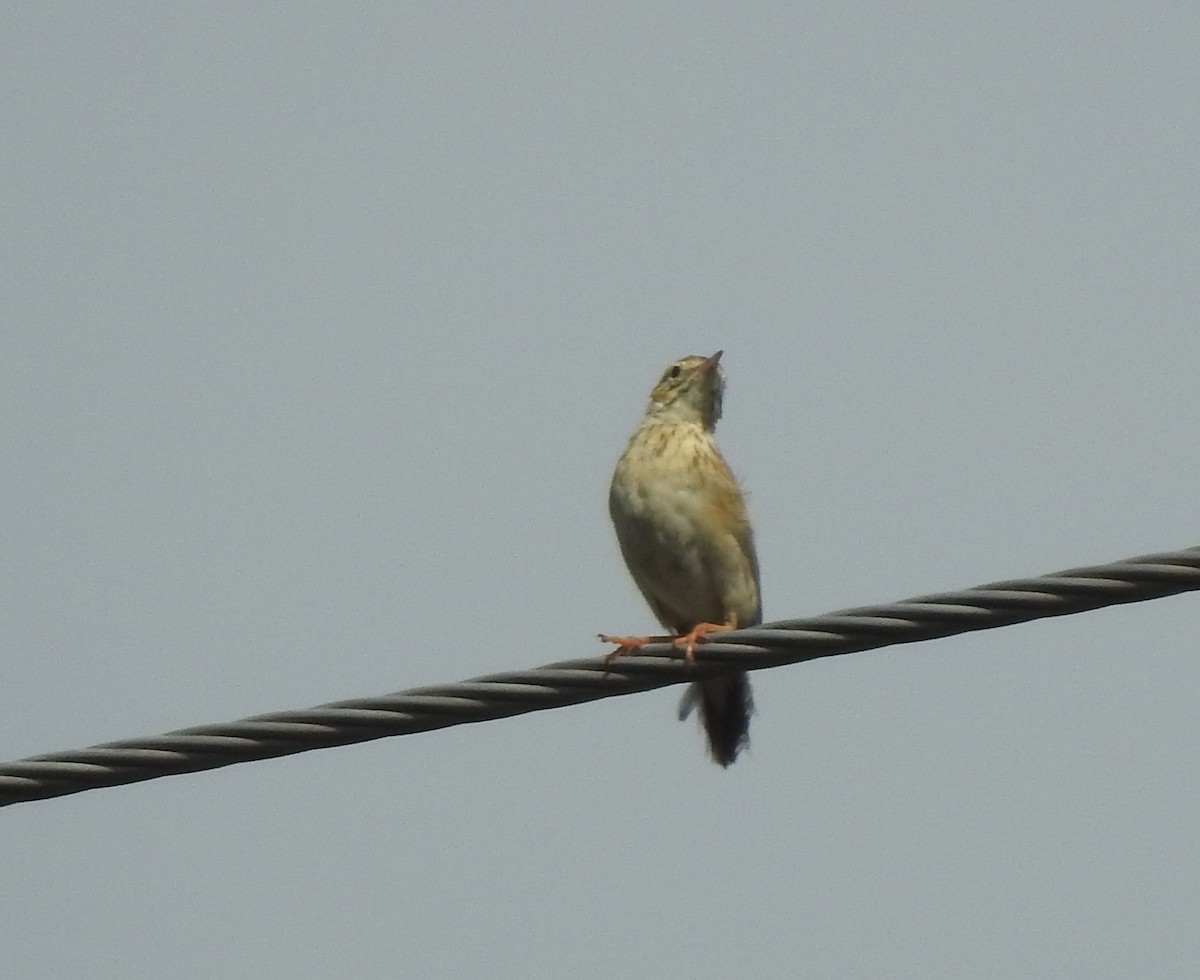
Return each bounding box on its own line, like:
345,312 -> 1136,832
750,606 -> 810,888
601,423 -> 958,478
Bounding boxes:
599,633 -> 674,663
673,616 -> 739,661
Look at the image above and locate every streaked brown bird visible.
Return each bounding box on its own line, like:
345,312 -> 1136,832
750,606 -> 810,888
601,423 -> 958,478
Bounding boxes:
601,350 -> 760,766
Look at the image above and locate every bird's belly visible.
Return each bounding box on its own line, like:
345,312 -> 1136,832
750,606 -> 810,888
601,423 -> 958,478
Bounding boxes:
610,475 -> 727,630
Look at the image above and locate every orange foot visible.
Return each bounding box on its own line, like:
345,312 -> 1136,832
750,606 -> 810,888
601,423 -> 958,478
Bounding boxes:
674,619 -> 738,661
598,633 -> 672,664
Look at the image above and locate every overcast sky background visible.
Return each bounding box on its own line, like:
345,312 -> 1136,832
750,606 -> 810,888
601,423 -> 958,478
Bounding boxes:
4,5 -> 1200,978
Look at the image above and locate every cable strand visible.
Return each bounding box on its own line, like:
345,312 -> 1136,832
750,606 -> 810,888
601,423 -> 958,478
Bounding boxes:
2,545 -> 1198,806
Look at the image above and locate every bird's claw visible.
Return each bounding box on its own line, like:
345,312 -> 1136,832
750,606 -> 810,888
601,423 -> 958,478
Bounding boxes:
598,633 -> 651,664
671,620 -> 737,661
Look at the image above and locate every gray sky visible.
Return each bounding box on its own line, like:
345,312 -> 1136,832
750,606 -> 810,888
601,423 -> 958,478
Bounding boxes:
4,4 -> 1200,978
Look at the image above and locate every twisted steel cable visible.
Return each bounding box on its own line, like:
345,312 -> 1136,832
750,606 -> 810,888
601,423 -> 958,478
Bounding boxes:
3,545 -> 1198,807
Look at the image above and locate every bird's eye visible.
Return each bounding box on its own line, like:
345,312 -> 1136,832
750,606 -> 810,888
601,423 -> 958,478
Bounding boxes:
669,365 -> 682,379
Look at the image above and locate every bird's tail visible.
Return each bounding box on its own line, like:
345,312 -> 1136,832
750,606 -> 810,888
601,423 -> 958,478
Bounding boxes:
678,672 -> 754,767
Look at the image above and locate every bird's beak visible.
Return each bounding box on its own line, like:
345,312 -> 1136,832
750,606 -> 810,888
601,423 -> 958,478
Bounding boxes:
702,350 -> 724,372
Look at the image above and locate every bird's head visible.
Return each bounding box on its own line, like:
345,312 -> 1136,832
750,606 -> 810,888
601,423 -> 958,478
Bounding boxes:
646,350 -> 725,429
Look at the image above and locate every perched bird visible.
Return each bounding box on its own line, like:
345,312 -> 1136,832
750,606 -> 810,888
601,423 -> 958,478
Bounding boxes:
601,351 -> 760,766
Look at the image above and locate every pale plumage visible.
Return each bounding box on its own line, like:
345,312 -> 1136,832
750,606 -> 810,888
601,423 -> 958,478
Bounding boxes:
602,351 -> 760,766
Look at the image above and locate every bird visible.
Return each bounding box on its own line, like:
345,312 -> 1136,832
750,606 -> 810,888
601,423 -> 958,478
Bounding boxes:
600,350 -> 760,766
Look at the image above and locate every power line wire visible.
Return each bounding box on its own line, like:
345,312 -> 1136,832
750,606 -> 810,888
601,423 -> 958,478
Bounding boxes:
2,545 -> 1198,807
